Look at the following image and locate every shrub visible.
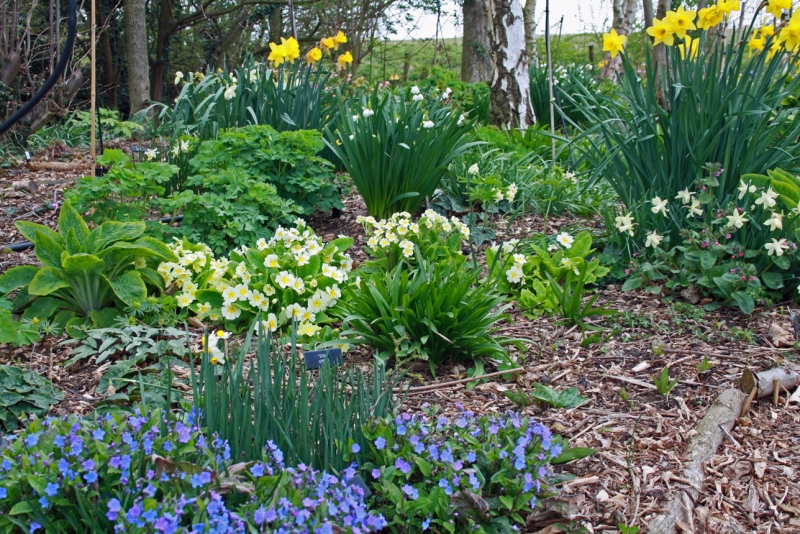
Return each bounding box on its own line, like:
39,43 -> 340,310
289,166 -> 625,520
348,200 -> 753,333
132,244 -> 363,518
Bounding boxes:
0,409 -> 385,532
187,125 -> 342,217
191,322 -> 400,471
340,252 -> 512,372
327,87 -> 475,219
2,202 -> 176,331
358,407 -> 577,533
64,149 -> 180,234
157,219 -> 355,338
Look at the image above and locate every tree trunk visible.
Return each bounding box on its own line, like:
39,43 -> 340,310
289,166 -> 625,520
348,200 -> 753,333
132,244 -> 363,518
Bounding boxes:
653,0 -> 670,103
269,4 -> 281,44
461,0 -> 492,83
522,0 -> 537,65
642,0 -> 654,28
603,0 -> 637,77
98,4 -> 118,110
488,0 -> 534,128
125,0 -> 150,113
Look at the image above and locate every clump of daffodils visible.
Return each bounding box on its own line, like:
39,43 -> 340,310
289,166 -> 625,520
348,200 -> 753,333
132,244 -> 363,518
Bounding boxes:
358,210 -> 470,260
158,219 -> 354,340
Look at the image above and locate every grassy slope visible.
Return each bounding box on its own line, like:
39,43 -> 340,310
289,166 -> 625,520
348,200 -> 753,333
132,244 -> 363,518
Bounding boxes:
356,32 -> 650,83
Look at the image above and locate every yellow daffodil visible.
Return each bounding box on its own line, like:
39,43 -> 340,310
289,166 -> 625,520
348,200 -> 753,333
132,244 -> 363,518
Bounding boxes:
336,51 -> 353,69
666,6 -> 696,38
334,31 -> 347,45
678,36 -> 700,59
767,40 -> 783,59
602,29 -> 627,58
760,24 -> 775,37
717,0 -> 740,15
697,5 -> 723,30
281,37 -> 300,62
306,47 -> 323,64
778,13 -> 800,52
647,18 -> 676,46
268,42 -> 288,66
321,37 -> 335,50
766,0 -> 791,18
749,35 -> 765,51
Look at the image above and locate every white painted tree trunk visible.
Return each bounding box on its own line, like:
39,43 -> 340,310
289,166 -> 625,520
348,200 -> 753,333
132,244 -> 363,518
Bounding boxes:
488,0 -> 534,129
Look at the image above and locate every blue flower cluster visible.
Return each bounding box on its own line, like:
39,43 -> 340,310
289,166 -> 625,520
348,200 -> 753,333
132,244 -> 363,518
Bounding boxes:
0,409 -> 384,534
361,405 -> 564,534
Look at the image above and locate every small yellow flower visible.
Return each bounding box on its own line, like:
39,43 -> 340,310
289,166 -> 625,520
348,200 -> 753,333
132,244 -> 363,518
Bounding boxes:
678,36 -> 700,59
666,6 -> 696,39
321,37 -> 335,50
334,31 -> 347,45
336,51 -> 353,69
717,0 -> 740,15
646,18 -> 675,47
697,5 -> 723,30
268,42 -> 288,66
749,36 -> 765,52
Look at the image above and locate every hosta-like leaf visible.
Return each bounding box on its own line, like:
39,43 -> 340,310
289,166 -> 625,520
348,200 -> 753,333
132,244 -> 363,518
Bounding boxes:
28,267 -> 71,296
14,220 -> 61,246
109,270 -> 147,307
21,297 -> 62,321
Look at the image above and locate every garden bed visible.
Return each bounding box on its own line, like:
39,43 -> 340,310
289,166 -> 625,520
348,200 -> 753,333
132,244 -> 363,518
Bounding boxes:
2,183 -> 797,532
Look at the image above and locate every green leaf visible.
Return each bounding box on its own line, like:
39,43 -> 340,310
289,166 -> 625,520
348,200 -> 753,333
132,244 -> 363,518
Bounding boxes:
57,201 -> 90,248
28,267 -> 71,296
62,254 -> 105,277
86,221 -> 146,254
14,220 -> 61,246
731,291 -> 754,314
32,229 -> 65,269
499,495 -> 515,510
772,254 -> 790,270
413,456 -> 432,477
109,270 -> 147,307
0,266 -> 39,294
9,501 -> 33,515
761,271 -> 784,289
21,297 -> 61,321
552,447 -> 597,464
91,307 -> 120,328
621,277 -> 644,291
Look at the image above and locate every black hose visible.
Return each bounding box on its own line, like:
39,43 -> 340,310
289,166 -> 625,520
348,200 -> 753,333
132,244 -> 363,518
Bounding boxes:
3,215 -> 184,252
0,0 -> 78,137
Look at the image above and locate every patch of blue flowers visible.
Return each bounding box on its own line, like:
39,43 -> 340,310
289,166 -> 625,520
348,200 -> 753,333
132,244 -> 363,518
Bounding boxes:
0,408 -> 385,533
356,405 -> 564,533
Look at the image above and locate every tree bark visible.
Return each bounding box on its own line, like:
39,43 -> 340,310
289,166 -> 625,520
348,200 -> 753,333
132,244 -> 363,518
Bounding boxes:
652,0 -> 670,103
603,0 -> 637,77
98,3 -> 118,110
125,0 -> 150,113
461,0 -> 492,83
522,0 -> 537,65
488,0 -> 534,128
642,0 -> 654,28
269,4 -> 281,44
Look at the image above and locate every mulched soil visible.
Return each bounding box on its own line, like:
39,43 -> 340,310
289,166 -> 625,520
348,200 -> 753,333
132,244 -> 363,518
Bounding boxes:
1,157 -> 799,533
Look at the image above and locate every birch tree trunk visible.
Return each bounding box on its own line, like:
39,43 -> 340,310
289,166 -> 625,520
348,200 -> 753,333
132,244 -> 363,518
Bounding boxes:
488,0 -> 534,129
604,0 -> 637,78
461,0 -> 492,83
522,0 -> 537,63
124,0 -> 150,113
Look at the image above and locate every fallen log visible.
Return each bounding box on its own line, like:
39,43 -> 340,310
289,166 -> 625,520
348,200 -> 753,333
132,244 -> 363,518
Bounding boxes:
740,367 -> 800,399
27,160 -> 90,172
647,388 -> 747,534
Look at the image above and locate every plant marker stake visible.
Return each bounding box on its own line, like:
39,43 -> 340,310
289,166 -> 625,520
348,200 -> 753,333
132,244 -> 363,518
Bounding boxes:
304,348 -> 343,370
345,475 -> 371,498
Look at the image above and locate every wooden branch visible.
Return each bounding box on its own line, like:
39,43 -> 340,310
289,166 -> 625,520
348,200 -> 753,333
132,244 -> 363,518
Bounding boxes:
740,367 -> 800,399
399,367 -> 524,393
648,388 -> 748,534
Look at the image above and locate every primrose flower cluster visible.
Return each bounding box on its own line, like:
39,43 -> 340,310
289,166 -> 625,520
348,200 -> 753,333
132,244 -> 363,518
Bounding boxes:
357,210 -> 470,261
359,406 -> 562,533
0,409 -> 384,533
157,219 -> 354,340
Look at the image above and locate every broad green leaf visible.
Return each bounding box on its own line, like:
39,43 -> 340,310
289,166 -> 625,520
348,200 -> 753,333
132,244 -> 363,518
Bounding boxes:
14,220 -> 61,246
103,237 -> 178,262
761,271 -> 784,289
91,307 -> 120,328
33,229 -> 65,269
21,297 -> 61,321
108,270 -> 147,307
0,266 -> 38,294
86,221 -> 146,253
57,201 -> 90,247
621,277 -> 644,291
62,254 -> 105,277
731,291 -> 754,314
28,267 -> 71,296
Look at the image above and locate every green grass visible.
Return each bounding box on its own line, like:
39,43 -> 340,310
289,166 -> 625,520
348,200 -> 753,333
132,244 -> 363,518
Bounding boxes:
356,31 -> 650,83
